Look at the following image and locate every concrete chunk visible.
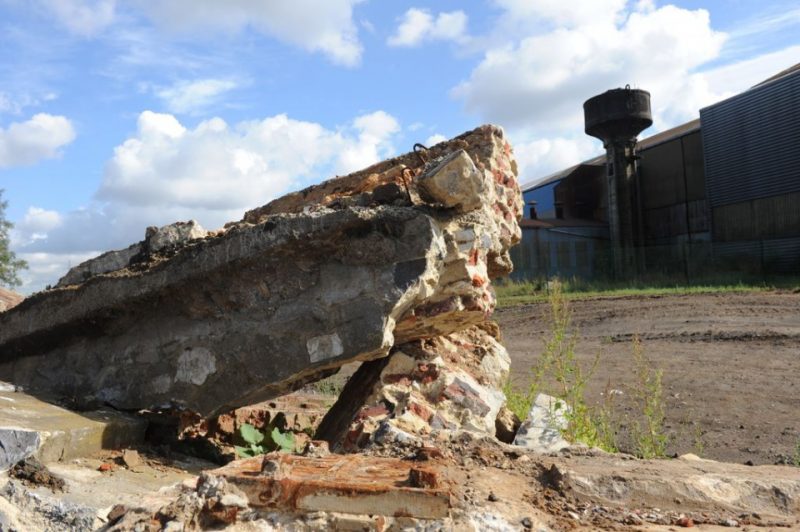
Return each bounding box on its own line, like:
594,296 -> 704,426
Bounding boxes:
0,125 -> 523,418
0,430 -> 40,471
417,149 -> 485,212
513,393 -> 571,453
0,389 -> 146,470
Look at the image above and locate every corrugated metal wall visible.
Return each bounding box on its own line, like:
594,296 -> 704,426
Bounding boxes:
509,226 -> 610,281
637,130 -> 709,244
701,70 -> 800,208
700,69 -> 800,275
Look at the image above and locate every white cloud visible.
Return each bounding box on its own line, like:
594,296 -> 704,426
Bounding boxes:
136,0 -> 365,66
493,0 -> 627,28
38,0 -> 116,37
13,109 -> 400,293
701,45 -> 800,98
21,207 -> 63,233
97,109 -> 399,210
17,251 -> 101,292
454,3 -> 727,134
512,136 -> 598,184
338,111 -> 400,171
727,6 -> 800,41
388,8 -> 468,47
0,113 -> 76,168
425,133 -> 447,146
154,78 -> 240,114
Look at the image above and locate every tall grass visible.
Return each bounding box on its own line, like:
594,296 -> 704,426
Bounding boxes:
504,280 -> 670,457
494,275 -> 792,308
504,280 -> 616,452
629,335 -> 669,458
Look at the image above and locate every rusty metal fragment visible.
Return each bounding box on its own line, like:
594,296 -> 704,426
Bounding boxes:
203,453 -> 451,519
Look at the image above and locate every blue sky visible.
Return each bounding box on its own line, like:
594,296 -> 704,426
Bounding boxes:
1,0 -> 799,293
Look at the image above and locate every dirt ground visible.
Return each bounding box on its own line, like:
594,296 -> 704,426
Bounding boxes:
495,290 -> 800,466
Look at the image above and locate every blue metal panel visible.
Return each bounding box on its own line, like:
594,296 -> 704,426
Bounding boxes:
700,70 -> 800,208
522,181 -> 560,219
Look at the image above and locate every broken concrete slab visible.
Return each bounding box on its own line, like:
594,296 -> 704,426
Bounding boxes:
0,388 -> 146,470
0,125 -> 522,418
0,453 -> 210,531
552,451 -> 800,523
56,220 -> 208,288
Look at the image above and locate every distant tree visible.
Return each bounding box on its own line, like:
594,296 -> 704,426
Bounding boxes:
0,190 -> 27,288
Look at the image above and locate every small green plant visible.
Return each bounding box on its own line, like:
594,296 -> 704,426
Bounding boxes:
793,439 -> 800,467
539,281 -> 606,449
510,280 -> 615,451
692,422 -> 706,457
594,380 -> 620,453
503,380 -> 533,421
629,336 -> 669,458
235,422 -> 296,458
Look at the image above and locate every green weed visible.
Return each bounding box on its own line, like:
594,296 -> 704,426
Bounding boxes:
502,281 -> 678,457
509,280 -> 616,451
502,380 -> 533,422
629,335 -> 669,459
691,421 -> 706,457
235,422 -> 296,458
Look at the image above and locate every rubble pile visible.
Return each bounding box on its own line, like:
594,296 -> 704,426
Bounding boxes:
316,323 -> 511,451
2,125 -> 799,531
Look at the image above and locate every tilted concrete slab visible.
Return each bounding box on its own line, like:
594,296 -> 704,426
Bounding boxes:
0,125 -> 522,417
0,387 -> 146,470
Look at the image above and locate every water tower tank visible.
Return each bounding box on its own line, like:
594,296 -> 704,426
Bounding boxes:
584,87 -> 652,142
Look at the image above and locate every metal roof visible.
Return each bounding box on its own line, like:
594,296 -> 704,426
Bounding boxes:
519,156 -> 604,192
520,217 -> 608,229
520,118 -> 701,193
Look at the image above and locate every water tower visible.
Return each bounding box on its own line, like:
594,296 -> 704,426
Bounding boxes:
584,86 -> 652,279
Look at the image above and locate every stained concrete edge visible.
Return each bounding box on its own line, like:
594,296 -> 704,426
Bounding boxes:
0,386 -> 146,470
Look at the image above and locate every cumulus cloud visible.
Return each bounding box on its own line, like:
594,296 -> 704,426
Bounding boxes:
388,8 -> 468,47
0,113 -> 76,168
16,251 -> 102,291
153,78 -> 240,115
135,0 -> 366,66
97,109 -> 399,210
425,133 -> 447,146
14,109 -> 400,292
512,136 -> 599,184
20,207 -> 63,234
37,0 -> 116,37
454,2 -> 727,133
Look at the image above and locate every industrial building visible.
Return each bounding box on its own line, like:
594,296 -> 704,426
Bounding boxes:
512,63 -> 800,282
